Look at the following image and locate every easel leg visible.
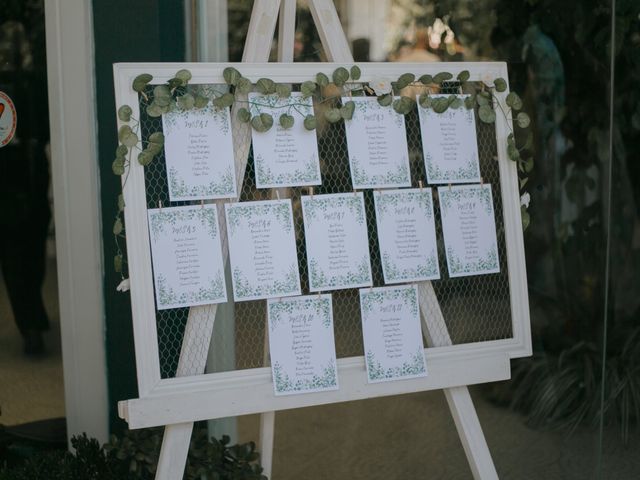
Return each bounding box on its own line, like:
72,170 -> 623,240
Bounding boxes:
418,282 -> 498,480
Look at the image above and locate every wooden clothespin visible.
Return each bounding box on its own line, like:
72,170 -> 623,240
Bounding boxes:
448,183 -> 452,191
276,190 -> 281,200
418,180 -> 424,192
200,199 -> 205,209
159,199 -> 163,211
480,177 -> 484,186
310,186 -> 314,199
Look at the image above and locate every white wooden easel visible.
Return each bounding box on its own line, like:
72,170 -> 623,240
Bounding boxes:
154,0 -> 499,478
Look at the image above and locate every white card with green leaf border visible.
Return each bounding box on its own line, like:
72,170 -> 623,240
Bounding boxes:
438,184 -> 500,277
226,199 -> 301,301
267,295 -> 339,396
417,94 -> 481,184
147,205 -> 227,310
248,92 -> 321,189
162,100 -> 237,201
373,188 -> 440,283
342,96 -> 411,189
360,285 -> 427,383
301,192 -> 373,292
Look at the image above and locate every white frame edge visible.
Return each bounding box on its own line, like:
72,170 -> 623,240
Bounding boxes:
114,61 -> 530,429
45,0 -> 109,443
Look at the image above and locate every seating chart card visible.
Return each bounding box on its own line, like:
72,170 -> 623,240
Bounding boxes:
147,205 -> 227,310
301,192 -> 373,292
342,96 -> 411,189
162,104 -> 237,201
373,188 -> 440,284
417,94 -> 481,184
267,295 -> 339,396
438,184 -> 500,278
226,199 -> 301,301
248,92 -> 321,188
360,285 -> 427,383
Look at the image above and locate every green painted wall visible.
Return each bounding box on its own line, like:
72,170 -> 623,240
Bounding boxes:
92,0 -> 185,434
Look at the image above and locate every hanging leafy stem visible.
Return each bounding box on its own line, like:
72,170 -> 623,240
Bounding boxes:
112,66 -> 533,277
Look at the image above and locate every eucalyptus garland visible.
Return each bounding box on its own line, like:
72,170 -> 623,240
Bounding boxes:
112,65 -> 533,278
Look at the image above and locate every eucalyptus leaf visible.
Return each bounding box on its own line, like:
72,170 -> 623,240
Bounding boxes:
350,65 -> 361,80
332,67 -> 349,87
419,94 -> 432,109
494,77 -> 507,92
113,218 -> 123,235
450,96 -> 463,109
237,107 -> 251,123
478,104 -> 496,123
419,74 -> 433,85
316,72 -> 330,87
175,69 -> 192,84
521,206 -> 530,230
340,101 -> 356,120
464,94 -> 476,109
432,97 -> 449,114
251,113 -> 273,132
114,254 -> 123,273
433,72 -> 453,84
117,125 -> 132,142
177,93 -> 195,110
507,144 -> 521,161
524,156 -> 534,173
256,78 -> 276,95
153,95 -> 171,108
138,151 -> 153,166
118,194 -> 125,212
132,73 -> 153,93
112,158 -> 125,176
303,114 -> 317,130
167,78 -> 183,90
119,127 -> 139,147
212,93 -> 234,109
146,142 -> 162,155
377,93 -> 393,107
392,96 -> 415,115
519,177 -> 529,190
223,67 -> 241,86
276,83 -> 292,98
148,132 -> 165,145
118,105 -> 132,122
457,70 -> 470,82
396,73 -> 415,90
236,77 -> 252,94
476,94 -> 489,107
194,94 -> 209,109
279,113 -> 294,129
300,81 -> 316,98
324,108 -> 342,123
146,103 -> 163,118
153,84 -> 171,99
507,133 -> 516,147
522,131 -> 534,150
516,112 -> 531,128
115,144 -> 128,158
506,92 -> 523,110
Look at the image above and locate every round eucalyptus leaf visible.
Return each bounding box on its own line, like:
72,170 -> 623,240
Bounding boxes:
316,72 -> 330,87
113,218 -> 123,235
478,104 -> 496,124
175,69 -> 192,84
279,113 -> 294,129
177,93 -> 195,110
524,156 -> 534,173
507,133 -> 515,147
237,107 -> 251,123
117,125 -> 132,142
300,81 -> 316,98
146,103 -> 163,118
146,142 -> 162,155
419,94 -> 432,109
137,150 -> 153,166
118,105 -> 132,122
494,77 -> 507,92
522,131 -> 534,151
276,83 -> 292,98
457,70 -> 470,82
223,67 -> 241,86
507,144 -> 520,161
236,77 -> 252,94
392,96 -> 415,115
112,158 -> 125,176
450,96 -> 463,109
506,92 -> 523,110
121,132 -> 138,148
396,73 -> 415,90
114,254 -> 123,273
117,194 -> 125,212
464,94 -> 476,110
432,97 -> 449,114
256,78 -> 276,95
377,93 -> 393,107
167,78 -> 183,90
115,144 -> 129,158
332,67 -> 349,87
303,115 -> 317,131
251,113 -> 274,132
153,94 -> 171,108
148,132 -> 165,145
516,112 -> 531,128
521,206 -> 530,230
194,94 -> 209,109
350,65 -> 361,80
212,93 -> 234,109
341,101 -> 356,120
433,72 -> 453,84
419,74 -> 433,85
153,84 -> 171,99
132,73 -> 153,93
324,108 -> 342,123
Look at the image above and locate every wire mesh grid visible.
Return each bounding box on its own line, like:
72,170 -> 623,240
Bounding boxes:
137,81 -> 513,379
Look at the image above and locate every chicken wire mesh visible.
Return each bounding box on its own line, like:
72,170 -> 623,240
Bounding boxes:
137,81 -> 513,380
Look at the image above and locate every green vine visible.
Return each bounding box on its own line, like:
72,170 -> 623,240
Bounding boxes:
112,65 -> 533,277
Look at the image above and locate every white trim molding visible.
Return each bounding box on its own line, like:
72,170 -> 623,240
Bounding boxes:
45,0 -> 108,443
